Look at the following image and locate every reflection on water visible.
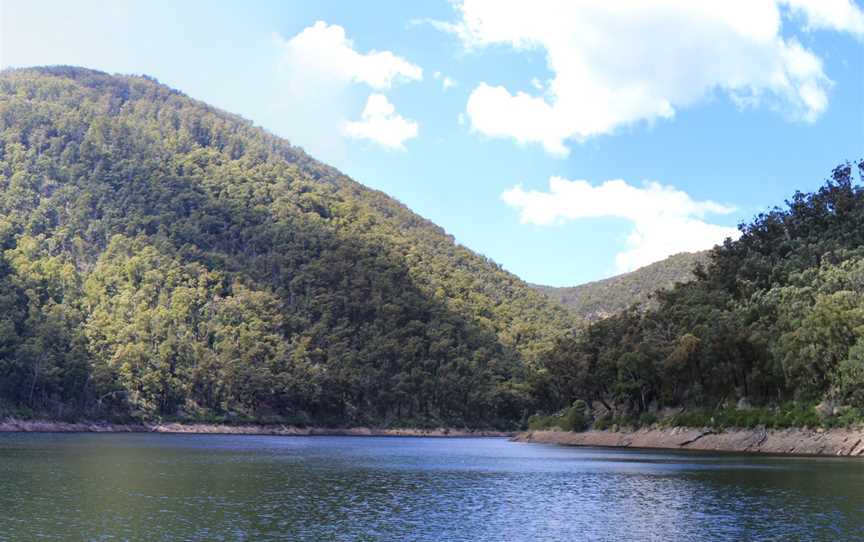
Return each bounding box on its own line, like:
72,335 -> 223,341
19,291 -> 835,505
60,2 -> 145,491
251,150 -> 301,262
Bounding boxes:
0,434 -> 861,541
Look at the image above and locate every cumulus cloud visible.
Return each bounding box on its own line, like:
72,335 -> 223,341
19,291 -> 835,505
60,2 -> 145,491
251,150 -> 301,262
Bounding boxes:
274,21 -> 422,158
277,21 -> 422,90
502,177 -> 741,272
441,0 -> 863,155
343,94 -> 419,149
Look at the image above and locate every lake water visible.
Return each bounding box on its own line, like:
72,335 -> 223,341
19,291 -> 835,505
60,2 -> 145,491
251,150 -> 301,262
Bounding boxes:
0,434 -> 862,541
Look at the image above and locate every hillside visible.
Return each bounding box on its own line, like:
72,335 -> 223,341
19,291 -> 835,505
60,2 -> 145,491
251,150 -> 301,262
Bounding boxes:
534,162 -> 864,427
532,252 -> 708,321
0,66 -> 575,428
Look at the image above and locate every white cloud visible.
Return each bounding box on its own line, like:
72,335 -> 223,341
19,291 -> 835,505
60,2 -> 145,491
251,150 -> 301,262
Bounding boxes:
780,0 -> 864,35
441,0 -> 863,155
467,83 -> 571,156
502,177 -> 741,272
343,94 -> 419,150
277,21 -> 422,90
433,71 -> 458,90
273,22 -> 422,159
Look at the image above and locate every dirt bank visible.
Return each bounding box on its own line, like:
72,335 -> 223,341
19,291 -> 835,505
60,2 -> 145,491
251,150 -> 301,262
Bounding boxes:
514,427 -> 864,456
0,418 -> 513,437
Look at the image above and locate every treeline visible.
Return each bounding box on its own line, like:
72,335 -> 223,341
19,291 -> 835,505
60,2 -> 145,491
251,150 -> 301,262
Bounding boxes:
0,67 -> 575,428
536,162 -> 864,424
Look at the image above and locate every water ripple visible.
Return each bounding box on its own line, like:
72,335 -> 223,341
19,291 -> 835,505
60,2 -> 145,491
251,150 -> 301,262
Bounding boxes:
0,434 -> 861,541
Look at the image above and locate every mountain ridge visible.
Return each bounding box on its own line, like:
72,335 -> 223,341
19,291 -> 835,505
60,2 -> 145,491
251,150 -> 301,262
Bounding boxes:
0,66 -> 574,428
531,251 -> 709,321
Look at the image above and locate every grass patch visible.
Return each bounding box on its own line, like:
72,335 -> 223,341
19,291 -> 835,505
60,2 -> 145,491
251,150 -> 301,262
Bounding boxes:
530,401 -> 864,433
663,403 -> 827,430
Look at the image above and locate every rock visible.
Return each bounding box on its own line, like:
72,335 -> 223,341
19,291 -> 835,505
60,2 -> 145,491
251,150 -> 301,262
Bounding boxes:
591,401 -> 611,416
815,400 -> 835,417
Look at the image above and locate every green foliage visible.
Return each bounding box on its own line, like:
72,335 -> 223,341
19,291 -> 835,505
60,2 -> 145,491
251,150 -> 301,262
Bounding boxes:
533,251 -> 708,320
536,161 -> 864,429
665,403 -> 824,430
4,66 -> 861,433
823,406 -> 864,428
527,400 -> 589,432
592,414 -> 639,431
0,66 -> 576,427
835,339 -> 864,407
526,415 -> 555,430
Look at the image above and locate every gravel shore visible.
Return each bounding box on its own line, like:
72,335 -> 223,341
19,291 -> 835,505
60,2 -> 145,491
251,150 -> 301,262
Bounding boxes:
514,427 -> 864,456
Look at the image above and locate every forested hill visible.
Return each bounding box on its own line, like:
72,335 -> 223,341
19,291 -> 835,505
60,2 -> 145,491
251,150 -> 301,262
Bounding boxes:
536,162 -> 864,428
0,66 -> 575,428
532,251 -> 708,321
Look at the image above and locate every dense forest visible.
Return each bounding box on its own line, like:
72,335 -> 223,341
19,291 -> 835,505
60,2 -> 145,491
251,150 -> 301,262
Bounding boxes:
535,161 -> 864,429
532,251 -> 708,321
3,67 -> 862,431
0,67 -> 576,428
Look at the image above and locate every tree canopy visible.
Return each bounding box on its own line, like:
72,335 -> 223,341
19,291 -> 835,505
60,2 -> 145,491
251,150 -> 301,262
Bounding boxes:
536,162 -> 864,425
3,66 -> 860,431
0,66 -> 575,428
532,251 -> 708,321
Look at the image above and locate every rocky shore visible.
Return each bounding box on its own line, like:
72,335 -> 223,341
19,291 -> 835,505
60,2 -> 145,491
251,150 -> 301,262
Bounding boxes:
0,418 -> 513,437
514,427 -> 864,456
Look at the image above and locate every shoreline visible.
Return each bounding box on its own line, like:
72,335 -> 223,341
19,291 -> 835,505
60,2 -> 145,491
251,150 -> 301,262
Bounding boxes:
513,427 -> 864,456
0,418 -> 514,438
9,418 -> 864,455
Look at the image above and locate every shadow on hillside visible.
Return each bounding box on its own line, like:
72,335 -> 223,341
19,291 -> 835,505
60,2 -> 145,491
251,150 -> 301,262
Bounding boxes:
0,67 -> 528,427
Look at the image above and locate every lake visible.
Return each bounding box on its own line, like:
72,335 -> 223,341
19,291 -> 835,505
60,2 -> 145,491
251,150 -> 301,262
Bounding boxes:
0,434 -> 861,541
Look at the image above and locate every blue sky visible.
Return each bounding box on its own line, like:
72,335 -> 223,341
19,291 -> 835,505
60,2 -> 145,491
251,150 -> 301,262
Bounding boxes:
2,0 -> 863,286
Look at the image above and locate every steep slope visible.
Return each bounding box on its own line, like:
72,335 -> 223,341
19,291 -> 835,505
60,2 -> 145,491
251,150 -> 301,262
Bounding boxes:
0,66 -> 574,427
532,252 -> 708,321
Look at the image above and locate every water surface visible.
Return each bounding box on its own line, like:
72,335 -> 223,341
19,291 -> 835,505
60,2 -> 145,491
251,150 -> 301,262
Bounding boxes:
0,434 -> 861,541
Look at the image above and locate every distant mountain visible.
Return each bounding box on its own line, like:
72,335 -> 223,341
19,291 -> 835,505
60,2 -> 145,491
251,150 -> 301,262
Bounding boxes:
0,66 -> 575,428
532,252 -> 709,321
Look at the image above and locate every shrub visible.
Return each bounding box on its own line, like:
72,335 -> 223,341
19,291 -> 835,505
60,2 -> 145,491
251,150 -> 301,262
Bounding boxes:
835,340 -> 864,407
664,403 -> 823,429
561,403 -> 589,432
527,401 -> 590,432
593,415 -> 612,431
